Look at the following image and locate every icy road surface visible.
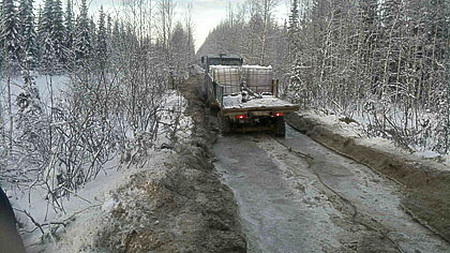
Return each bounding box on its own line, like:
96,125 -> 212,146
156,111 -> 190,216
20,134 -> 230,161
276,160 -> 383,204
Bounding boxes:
213,125 -> 449,253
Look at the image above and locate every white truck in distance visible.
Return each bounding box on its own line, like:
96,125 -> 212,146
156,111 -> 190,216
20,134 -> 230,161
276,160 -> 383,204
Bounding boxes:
201,54 -> 299,137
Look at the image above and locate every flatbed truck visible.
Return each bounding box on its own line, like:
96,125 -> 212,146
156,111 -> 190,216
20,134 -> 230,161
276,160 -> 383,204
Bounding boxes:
201,55 -> 299,136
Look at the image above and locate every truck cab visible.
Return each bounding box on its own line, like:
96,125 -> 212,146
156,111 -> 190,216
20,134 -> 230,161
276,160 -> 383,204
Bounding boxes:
201,54 -> 243,73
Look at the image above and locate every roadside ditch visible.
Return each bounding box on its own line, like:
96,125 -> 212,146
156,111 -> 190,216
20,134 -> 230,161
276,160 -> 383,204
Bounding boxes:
93,74 -> 246,252
286,111 -> 450,244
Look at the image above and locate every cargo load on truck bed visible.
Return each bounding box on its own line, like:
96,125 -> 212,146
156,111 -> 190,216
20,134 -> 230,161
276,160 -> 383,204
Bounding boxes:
204,63 -> 299,136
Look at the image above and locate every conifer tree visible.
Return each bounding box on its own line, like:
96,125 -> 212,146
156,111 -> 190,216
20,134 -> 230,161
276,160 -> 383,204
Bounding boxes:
51,0 -> 66,68
63,0 -> 74,68
36,4 -> 42,34
1,0 -> 20,65
111,19 -> 122,62
89,17 -> 96,52
38,0 -> 55,73
288,0 -> 299,33
18,0 -> 37,70
106,15 -> 112,41
96,6 -> 108,68
74,0 -> 91,66
64,0 -> 73,48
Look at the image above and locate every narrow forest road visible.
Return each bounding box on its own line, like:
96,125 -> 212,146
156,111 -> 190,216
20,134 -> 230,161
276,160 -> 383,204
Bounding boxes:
212,125 -> 450,253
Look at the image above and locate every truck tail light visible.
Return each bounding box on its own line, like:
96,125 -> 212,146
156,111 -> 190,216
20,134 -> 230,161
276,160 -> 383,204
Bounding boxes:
236,114 -> 247,119
274,112 -> 283,117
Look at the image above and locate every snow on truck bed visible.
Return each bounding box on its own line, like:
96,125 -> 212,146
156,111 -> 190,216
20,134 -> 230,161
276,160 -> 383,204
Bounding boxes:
222,94 -> 298,111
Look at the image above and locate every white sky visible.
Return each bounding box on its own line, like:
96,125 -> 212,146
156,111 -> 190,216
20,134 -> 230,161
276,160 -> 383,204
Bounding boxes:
178,0 -> 290,50
34,0 -> 290,51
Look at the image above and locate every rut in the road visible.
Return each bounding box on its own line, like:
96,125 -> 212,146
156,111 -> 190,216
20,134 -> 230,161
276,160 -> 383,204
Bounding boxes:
264,127 -> 448,252
272,137 -> 407,253
214,126 -> 450,253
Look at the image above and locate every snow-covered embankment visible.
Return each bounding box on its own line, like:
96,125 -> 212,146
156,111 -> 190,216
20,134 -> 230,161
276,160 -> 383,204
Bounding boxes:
286,111 -> 450,244
20,75 -> 246,252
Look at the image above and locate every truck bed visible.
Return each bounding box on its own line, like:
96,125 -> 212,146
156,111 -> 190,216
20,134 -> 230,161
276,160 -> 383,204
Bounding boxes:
221,94 -> 299,113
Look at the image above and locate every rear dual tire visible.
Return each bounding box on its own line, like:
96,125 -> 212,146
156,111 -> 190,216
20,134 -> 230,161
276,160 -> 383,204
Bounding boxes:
274,116 -> 286,137
219,115 -> 231,135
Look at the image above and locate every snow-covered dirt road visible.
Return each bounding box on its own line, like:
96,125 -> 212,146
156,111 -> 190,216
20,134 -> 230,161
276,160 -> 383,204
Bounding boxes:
213,125 -> 449,253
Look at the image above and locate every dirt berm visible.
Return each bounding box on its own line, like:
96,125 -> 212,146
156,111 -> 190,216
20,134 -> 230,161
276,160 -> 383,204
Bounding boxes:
95,74 -> 246,252
286,111 -> 450,244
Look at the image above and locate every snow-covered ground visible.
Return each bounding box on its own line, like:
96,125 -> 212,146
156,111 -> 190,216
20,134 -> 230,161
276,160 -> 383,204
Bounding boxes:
297,109 -> 450,166
0,73 -> 69,104
1,89 -> 192,252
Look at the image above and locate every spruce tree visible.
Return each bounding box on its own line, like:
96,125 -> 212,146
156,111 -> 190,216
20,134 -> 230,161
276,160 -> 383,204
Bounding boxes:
111,19 -> 122,62
74,0 -> 91,66
106,15 -> 112,41
288,0 -> 299,33
64,0 -> 74,61
51,0 -> 65,68
106,15 -> 112,58
38,0 -> 55,73
1,0 -> 20,65
96,6 -> 108,68
18,0 -> 37,70
36,4 -> 42,35
89,16 -> 96,49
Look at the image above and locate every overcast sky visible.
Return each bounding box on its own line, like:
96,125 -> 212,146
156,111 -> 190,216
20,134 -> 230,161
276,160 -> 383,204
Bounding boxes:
179,0 -> 290,50
35,0 -> 290,51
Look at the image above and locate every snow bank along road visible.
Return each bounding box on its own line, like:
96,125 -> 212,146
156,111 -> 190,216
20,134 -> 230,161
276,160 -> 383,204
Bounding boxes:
212,125 -> 450,252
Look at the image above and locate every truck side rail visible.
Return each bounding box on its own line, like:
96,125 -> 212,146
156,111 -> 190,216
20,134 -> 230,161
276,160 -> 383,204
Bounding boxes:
205,72 -> 225,107
213,81 -> 224,107
204,73 -> 214,103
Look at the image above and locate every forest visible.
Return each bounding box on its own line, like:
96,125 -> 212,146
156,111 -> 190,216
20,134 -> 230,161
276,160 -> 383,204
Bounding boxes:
0,0 -> 195,209
198,0 -> 450,156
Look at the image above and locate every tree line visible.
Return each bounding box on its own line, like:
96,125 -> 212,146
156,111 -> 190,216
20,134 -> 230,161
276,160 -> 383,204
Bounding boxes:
1,0 -> 104,74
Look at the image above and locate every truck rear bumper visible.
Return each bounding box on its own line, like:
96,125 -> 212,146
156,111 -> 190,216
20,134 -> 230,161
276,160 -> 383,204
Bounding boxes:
225,115 -> 278,131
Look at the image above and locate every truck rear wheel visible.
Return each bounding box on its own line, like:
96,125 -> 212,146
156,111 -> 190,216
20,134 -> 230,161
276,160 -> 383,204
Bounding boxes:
274,116 -> 286,137
219,115 -> 231,134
